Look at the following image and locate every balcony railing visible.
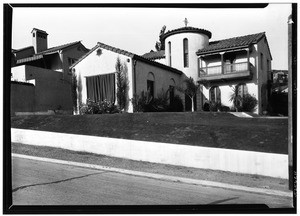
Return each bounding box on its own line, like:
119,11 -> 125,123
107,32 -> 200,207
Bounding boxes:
199,62 -> 253,81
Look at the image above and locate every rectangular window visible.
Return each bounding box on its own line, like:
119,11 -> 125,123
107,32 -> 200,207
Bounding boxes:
86,73 -> 115,103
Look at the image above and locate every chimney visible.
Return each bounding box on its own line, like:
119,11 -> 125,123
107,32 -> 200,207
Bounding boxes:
31,28 -> 48,54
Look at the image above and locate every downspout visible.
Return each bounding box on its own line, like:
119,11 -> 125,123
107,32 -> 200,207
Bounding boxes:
59,50 -> 64,83
132,58 -> 137,96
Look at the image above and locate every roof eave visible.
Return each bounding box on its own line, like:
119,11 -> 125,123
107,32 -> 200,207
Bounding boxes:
133,55 -> 182,75
196,45 -> 251,56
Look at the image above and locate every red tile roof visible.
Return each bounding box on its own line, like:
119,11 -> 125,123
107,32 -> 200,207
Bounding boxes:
197,32 -> 265,55
142,50 -> 165,60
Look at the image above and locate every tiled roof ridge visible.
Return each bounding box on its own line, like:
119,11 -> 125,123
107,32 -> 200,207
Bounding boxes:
210,32 -> 265,44
36,41 -> 82,55
197,32 -> 266,55
12,46 -> 34,53
161,26 -> 212,40
142,50 -> 165,60
96,42 -> 181,74
96,42 -> 135,58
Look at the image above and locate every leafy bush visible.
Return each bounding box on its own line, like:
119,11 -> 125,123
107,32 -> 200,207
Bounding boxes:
80,99 -> 119,114
132,91 -> 153,112
209,101 -> 221,112
152,89 -> 170,112
203,101 -> 229,112
168,95 -> 184,112
240,94 -> 258,112
132,90 -> 183,112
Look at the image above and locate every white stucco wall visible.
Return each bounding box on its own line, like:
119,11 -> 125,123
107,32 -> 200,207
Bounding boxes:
73,47 -> 134,112
165,32 -> 209,81
135,60 -> 182,99
11,128 -> 288,179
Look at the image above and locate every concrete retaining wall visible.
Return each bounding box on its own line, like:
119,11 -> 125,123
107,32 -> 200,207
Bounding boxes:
11,128 -> 288,179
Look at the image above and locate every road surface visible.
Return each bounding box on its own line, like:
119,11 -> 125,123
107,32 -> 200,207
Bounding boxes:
12,157 -> 292,207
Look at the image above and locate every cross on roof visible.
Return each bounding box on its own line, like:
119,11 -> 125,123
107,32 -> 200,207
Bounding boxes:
184,18 -> 188,27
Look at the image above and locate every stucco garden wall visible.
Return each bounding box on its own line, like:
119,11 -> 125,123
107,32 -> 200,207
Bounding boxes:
11,65 -> 73,112
11,82 -> 35,114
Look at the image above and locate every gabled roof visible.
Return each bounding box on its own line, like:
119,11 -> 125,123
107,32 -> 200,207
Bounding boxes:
196,32 -> 266,55
70,42 -> 182,75
15,41 -> 89,64
142,50 -> 165,60
12,46 -> 34,53
37,41 -> 88,55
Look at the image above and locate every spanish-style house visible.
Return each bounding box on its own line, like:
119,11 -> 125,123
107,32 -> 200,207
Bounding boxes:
11,28 -> 89,114
13,23 -> 273,115
142,26 -> 273,114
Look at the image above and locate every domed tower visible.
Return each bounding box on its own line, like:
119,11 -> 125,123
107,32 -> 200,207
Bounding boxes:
160,22 -> 212,81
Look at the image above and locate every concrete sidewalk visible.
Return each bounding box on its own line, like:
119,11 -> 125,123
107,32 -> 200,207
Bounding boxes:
12,142 -> 292,198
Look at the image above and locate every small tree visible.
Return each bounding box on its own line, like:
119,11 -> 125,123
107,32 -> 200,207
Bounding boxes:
71,71 -> 77,114
177,77 -> 199,112
229,85 -> 242,111
155,25 -> 166,51
115,57 -> 128,111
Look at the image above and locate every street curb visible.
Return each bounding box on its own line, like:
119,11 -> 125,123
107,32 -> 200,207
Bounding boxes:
12,153 -> 292,198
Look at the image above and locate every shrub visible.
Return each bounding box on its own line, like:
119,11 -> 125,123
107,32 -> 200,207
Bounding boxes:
209,101 -> 221,112
132,91 -> 153,112
132,90 -> 183,112
240,94 -> 258,112
152,89 -> 169,112
80,99 -> 119,114
219,105 -> 230,112
168,95 -> 184,112
203,101 -> 210,111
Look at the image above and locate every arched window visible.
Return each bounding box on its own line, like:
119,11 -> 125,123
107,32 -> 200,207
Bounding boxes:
210,86 -> 221,103
183,38 -> 189,67
168,41 -> 172,67
147,72 -> 155,98
169,78 -> 176,105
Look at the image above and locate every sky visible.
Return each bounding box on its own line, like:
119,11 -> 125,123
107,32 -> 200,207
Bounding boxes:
12,4 -> 292,70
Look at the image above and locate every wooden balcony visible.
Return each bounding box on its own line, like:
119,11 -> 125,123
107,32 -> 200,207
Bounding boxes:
198,62 -> 253,82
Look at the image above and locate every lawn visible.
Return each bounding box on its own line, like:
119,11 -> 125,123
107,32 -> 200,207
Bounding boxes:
10,112 -> 288,154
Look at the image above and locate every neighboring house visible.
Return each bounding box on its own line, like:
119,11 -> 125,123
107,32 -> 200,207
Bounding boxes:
70,42 -> 183,113
143,26 -> 273,114
11,28 -> 89,114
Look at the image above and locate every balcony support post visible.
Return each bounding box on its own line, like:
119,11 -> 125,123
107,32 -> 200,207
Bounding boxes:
246,48 -> 250,70
220,52 -> 225,74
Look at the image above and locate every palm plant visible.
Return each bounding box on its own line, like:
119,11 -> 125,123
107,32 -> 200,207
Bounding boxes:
229,85 -> 242,111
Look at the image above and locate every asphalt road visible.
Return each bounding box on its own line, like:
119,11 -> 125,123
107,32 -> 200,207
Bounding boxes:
12,157 -> 292,207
